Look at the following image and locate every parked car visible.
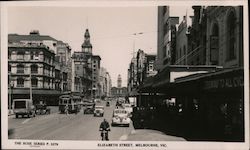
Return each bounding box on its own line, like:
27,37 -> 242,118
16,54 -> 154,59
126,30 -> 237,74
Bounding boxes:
111,109 -> 131,127
94,106 -> 104,117
13,99 -> 36,118
35,104 -> 50,115
123,103 -> 133,117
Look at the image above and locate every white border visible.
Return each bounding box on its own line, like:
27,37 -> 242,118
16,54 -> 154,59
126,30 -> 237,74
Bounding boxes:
1,1 -> 249,150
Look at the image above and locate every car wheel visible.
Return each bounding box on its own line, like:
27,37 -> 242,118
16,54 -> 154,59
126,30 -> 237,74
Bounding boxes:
15,114 -> 18,118
27,114 -> 30,118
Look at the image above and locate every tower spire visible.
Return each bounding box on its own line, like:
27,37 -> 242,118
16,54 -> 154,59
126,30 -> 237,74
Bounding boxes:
81,28 -> 92,54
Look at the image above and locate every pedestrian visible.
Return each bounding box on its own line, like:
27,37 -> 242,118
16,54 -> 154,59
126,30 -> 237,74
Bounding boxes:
65,104 -> 69,115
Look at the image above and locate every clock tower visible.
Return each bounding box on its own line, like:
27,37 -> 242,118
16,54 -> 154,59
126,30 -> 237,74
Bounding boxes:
81,29 -> 92,54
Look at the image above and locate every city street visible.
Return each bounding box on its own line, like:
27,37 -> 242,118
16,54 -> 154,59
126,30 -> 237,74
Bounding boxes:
8,100 -> 134,141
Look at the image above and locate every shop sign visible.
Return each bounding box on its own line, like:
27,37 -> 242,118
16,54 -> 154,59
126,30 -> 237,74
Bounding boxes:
203,76 -> 244,89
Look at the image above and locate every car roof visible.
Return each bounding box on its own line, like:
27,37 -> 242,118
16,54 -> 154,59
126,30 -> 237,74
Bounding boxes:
95,106 -> 104,108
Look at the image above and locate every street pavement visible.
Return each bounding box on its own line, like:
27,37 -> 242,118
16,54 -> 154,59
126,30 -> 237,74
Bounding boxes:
8,100 -> 186,141
8,100 -> 134,141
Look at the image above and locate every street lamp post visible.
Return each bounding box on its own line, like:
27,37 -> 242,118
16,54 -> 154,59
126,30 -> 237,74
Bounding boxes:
30,72 -> 33,102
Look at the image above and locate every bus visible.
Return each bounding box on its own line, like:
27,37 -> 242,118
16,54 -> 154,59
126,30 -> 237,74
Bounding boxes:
59,94 -> 82,114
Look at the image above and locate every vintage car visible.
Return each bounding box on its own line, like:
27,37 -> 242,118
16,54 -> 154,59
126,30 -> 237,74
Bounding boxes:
94,99 -> 101,104
13,99 -> 36,118
35,104 -> 51,115
111,109 -> 131,127
123,103 -> 133,117
94,106 -> 104,117
84,105 -> 95,114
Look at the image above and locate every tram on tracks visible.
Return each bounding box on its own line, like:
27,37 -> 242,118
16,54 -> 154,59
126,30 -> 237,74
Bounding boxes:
59,93 -> 82,114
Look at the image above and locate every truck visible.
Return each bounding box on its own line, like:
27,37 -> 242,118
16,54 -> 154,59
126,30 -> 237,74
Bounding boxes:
13,99 -> 36,118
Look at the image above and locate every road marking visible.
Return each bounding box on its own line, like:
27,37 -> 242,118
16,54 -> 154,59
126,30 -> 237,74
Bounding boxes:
119,134 -> 128,141
22,118 -> 31,124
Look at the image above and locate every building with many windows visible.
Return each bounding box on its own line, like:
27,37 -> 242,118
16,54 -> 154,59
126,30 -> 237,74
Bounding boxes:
71,29 -> 103,99
156,6 -> 179,71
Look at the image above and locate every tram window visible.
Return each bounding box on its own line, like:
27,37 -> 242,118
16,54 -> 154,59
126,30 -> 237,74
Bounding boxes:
69,99 -> 72,104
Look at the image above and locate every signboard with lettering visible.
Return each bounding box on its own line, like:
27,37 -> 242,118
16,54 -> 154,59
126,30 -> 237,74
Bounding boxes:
203,76 -> 244,90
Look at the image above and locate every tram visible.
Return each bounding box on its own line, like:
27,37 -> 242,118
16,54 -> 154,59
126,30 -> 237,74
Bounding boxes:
59,93 -> 82,114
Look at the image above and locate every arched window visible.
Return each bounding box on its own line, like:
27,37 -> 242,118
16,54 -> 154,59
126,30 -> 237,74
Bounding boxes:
17,64 -> 24,73
227,11 -> 236,60
31,78 -> 38,87
31,64 -> 38,73
17,78 -> 24,87
210,23 -> 219,65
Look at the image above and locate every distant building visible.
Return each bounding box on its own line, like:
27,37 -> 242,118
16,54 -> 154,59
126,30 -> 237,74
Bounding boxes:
127,57 -> 137,95
71,29 -> 103,99
127,49 -> 157,96
111,74 -> 127,97
99,67 -> 112,98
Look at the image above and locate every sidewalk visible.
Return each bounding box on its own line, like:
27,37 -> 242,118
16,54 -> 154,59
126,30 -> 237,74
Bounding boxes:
121,129 -> 186,141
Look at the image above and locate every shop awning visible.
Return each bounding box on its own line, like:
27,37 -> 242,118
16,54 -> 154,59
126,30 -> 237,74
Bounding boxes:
11,89 -> 62,95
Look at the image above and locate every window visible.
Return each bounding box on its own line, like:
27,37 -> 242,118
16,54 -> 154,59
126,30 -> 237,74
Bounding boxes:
8,52 -> 11,60
31,78 -> 38,87
17,64 -> 24,73
17,78 -> 24,87
31,51 -> 39,60
8,65 -> 11,73
76,66 -> 79,70
210,23 -> 219,65
31,64 -> 38,73
227,11 -> 236,60
163,45 -> 167,57
17,51 -> 25,60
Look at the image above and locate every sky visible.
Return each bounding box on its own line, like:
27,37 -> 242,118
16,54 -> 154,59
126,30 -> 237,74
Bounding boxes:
8,5 -> 192,87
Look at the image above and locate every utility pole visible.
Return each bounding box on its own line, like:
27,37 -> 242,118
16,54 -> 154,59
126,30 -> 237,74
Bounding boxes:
30,72 -> 33,103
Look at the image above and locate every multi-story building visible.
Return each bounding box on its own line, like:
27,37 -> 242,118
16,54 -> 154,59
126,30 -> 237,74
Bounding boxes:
71,29 -> 102,99
71,51 -> 92,96
8,31 -> 61,105
186,6 -> 207,65
99,67 -> 112,98
176,16 -> 188,65
106,72 -> 112,97
56,40 -> 72,91
142,54 -> 157,79
205,6 -> 243,68
92,55 -> 101,98
127,57 -> 137,95
156,6 -> 179,71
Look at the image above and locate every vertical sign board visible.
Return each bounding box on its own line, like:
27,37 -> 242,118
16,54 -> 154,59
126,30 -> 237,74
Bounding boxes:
210,35 -> 219,64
